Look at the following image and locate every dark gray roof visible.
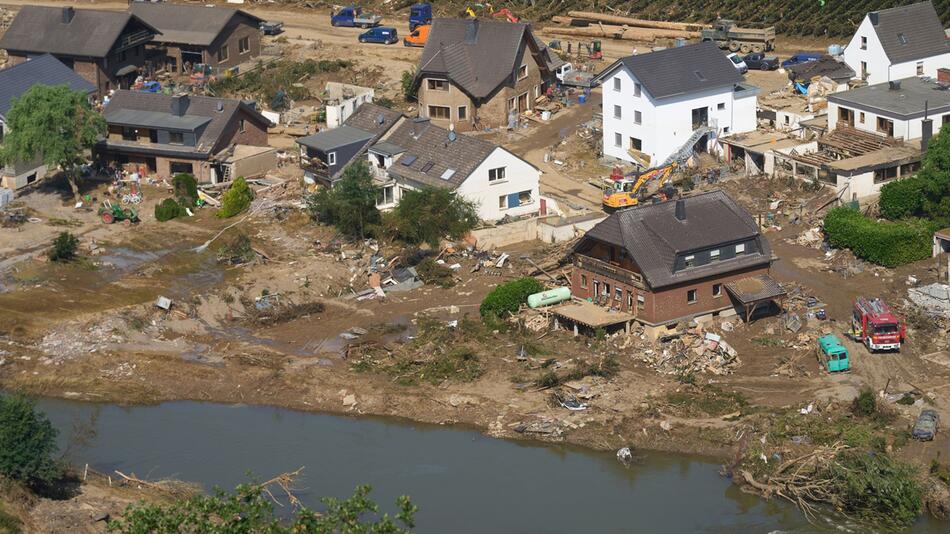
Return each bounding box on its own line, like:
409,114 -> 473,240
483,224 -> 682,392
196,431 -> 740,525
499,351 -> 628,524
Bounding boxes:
106,109 -> 211,131
383,118 -> 498,189
594,42 -> 742,99
414,18 -> 555,99
369,141 -> 406,156
129,3 -> 263,46
868,2 -> 950,64
0,6 -> 158,58
297,125 -> 374,151
0,54 -> 95,117
828,76 -> 950,119
787,56 -> 855,83
342,103 -> 402,137
580,190 -> 771,289
103,90 -> 270,155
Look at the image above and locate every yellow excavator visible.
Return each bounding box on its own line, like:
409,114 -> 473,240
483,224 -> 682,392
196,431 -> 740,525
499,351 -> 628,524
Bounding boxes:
602,163 -> 677,212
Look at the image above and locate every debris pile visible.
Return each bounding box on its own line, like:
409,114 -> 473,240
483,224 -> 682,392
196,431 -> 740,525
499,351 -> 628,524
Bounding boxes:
907,283 -> 950,318
641,332 -> 740,376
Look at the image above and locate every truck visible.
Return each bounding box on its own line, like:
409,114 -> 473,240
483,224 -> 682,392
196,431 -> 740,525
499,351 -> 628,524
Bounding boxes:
331,6 -> 383,28
701,19 -> 775,54
408,3 -> 432,31
850,297 -> 905,352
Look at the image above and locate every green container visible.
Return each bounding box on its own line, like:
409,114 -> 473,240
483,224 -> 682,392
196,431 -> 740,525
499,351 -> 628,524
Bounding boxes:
527,287 -> 571,308
818,334 -> 850,372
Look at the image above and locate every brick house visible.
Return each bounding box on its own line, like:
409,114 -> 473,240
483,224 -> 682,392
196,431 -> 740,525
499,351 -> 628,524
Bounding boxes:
411,18 -> 563,132
0,6 -> 159,96
95,91 -> 272,183
129,3 -> 264,74
570,190 -> 784,335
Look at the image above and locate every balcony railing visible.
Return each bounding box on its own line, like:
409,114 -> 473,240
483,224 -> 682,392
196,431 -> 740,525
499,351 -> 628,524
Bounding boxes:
575,255 -> 645,289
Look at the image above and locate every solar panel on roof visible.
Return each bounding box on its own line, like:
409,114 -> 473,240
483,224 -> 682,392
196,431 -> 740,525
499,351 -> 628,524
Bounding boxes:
401,155 -> 418,166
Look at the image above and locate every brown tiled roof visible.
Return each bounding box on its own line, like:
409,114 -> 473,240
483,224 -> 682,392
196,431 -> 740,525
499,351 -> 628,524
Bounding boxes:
579,190 -> 772,289
384,118 -> 498,189
0,6 -> 158,58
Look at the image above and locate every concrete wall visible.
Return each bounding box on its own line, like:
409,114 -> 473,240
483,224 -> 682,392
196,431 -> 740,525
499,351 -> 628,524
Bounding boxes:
843,16 -> 950,84
226,148 -> 277,182
456,147 -> 540,221
326,90 -> 375,128
537,214 -> 606,244
470,217 -> 538,249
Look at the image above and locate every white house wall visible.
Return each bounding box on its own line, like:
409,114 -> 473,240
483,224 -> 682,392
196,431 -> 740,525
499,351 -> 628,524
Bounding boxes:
326,91 -> 375,129
601,65 -> 755,167
456,147 -> 540,221
828,101 -> 950,140
844,16 -> 950,84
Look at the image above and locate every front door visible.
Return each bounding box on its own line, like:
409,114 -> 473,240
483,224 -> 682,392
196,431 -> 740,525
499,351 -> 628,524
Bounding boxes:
518,92 -> 529,113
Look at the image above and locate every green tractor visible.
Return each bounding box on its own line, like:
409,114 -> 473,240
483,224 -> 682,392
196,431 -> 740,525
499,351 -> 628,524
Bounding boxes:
98,200 -> 139,226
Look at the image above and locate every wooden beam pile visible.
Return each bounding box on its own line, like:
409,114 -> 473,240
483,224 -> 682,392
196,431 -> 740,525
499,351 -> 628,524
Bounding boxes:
544,11 -> 705,42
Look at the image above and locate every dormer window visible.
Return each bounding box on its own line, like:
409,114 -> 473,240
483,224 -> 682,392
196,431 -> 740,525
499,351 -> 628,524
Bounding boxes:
735,243 -> 746,255
684,254 -> 695,267
710,249 -> 720,261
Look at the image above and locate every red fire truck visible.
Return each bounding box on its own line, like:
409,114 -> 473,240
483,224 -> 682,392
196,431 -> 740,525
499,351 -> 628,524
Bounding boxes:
850,297 -> 905,352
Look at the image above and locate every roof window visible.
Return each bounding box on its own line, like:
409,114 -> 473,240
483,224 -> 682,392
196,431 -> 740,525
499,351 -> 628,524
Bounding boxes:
898,33 -> 908,45
401,155 -> 418,166
421,161 -> 435,173
694,71 -> 707,81
440,169 -> 456,180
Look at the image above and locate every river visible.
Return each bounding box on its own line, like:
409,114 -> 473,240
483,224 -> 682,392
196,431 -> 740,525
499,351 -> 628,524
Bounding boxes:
34,398 -> 936,533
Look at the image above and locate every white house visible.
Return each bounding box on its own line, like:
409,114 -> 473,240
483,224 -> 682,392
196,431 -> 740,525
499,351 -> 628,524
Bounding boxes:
593,41 -> 757,169
842,2 -> 950,85
323,82 -> 374,129
367,117 -> 540,221
0,54 -> 95,191
827,77 -> 950,140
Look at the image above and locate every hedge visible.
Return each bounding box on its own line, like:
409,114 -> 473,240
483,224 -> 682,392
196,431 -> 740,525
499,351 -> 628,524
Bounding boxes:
480,277 -> 545,318
878,176 -> 926,220
823,207 -> 931,267
155,198 -> 185,222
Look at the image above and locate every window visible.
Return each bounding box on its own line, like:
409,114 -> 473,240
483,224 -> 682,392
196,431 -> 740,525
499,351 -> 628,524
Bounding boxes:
710,249 -> 720,261
917,62 -> 924,76
517,190 -> 533,206
534,85 -> 541,98
630,137 -> 642,151
634,82 -> 642,97
712,284 -> 722,298
613,105 -> 622,119
458,106 -> 467,120
860,61 -> 868,81
498,195 -> 507,210
637,294 -> 645,309
613,77 -> 621,91
327,151 -> 337,165
860,36 -> 867,50
427,79 -> 448,91
218,45 -> 229,62
507,97 -> 516,111
876,116 -> 894,136
684,255 -> 695,267
614,288 -> 623,301
239,36 -> 250,54
428,105 -> 450,120
168,131 -> 184,145
717,102 -> 725,110
735,243 -> 746,255
944,115 -> 950,126
518,64 -> 527,80
687,289 -> 697,303
580,275 -> 588,289
170,162 -> 193,174
634,110 -> 642,124
898,33 -> 908,45
603,282 -> 610,296
488,167 -> 506,182
859,112 -> 865,123
121,127 -> 137,141
723,126 -> 730,134
377,185 -> 395,205
873,166 -> 899,183
614,132 -> 622,147
239,119 -> 246,133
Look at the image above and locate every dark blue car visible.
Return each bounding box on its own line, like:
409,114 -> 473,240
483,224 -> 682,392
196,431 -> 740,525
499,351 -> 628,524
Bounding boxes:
359,27 -> 398,45
781,53 -> 822,68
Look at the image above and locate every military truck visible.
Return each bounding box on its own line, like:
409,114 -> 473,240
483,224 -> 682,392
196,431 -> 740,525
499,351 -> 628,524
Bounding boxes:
701,19 -> 775,54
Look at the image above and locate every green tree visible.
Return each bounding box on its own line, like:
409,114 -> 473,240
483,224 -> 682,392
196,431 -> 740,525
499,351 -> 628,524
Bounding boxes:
0,85 -> 105,202
401,69 -> 417,102
0,395 -> 60,485
48,232 -> 79,263
387,187 -> 479,247
307,161 -> 380,238
480,277 -> 545,318
879,124 -> 950,225
217,177 -> 254,218
108,483 -> 416,533
172,173 -> 198,206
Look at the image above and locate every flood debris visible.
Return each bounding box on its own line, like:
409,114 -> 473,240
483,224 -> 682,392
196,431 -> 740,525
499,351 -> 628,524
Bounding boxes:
907,283 -> 950,317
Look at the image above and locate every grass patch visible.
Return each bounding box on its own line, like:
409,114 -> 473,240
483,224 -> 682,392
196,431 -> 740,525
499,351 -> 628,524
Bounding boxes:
0,501 -> 21,534
664,386 -> 748,417
390,347 -> 482,386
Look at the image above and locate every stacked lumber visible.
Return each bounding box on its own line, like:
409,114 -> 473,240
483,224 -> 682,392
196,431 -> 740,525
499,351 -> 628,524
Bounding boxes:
545,11 -> 706,42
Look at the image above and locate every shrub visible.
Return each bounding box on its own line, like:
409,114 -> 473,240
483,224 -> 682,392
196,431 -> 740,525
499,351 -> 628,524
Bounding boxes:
0,394 -> 60,485
401,69 -> 417,101
823,207 -> 931,267
480,277 -> 545,318
852,388 -> 877,417
217,177 -> 254,218
879,176 -> 926,220
172,173 -> 198,206
826,451 -> 921,527
48,231 -> 78,262
415,257 -> 455,288
154,198 -> 185,222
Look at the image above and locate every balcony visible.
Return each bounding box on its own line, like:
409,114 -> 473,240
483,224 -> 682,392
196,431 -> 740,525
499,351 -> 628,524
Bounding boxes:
575,255 -> 644,289
112,30 -> 154,53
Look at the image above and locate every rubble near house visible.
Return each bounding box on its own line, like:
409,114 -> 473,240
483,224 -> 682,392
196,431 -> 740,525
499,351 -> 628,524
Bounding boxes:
639,331 -> 741,376
907,283 -> 950,317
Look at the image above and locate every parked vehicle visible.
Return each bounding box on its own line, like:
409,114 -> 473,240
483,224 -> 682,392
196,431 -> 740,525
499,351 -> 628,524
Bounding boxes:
259,21 -> 284,35
701,19 -> 775,54
742,52 -> 779,70
331,6 -> 382,28
554,62 -> 574,82
408,3 -> 432,31
98,200 -> 138,226
817,334 -> 850,373
913,409 -> 940,441
850,297 -> 905,352
726,53 -> 748,74
781,53 -> 822,68
403,24 -> 430,47
359,27 -> 398,45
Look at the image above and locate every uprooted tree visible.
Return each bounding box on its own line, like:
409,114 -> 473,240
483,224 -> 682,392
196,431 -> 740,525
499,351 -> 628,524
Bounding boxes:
0,85 -> 106,202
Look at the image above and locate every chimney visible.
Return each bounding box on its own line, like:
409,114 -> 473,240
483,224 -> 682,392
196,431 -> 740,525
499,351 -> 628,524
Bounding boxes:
869,12 -> 879,25
465,18 -> 479,44
170,94 -> 189,117
922,118 -> 933,152
62,6 -> 75,24
674,199 -> 686,221
889,80 -> 902,91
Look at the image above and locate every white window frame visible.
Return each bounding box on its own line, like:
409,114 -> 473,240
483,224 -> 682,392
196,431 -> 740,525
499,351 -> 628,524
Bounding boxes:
498,195 -> 507,210
712,283 -> 722,298
735,243 -> 746,255
613,105 -> 622,119
634,110 -> 641,125
488,167 -> 506,183
687,289 -> 697,303
327,151 -> 337,165
518,64 -> 528,80
634,82 -> 642,97
613,77 -> 621,92
710,249 -> 720,261
614,132 -> 622,147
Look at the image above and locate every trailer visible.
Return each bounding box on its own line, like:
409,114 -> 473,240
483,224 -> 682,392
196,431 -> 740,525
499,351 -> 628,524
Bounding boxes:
701,19 -> 775,54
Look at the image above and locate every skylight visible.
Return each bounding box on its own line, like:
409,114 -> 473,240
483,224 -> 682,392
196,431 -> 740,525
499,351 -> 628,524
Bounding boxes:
421,161 -> 435,173
898,33 -> 908,45
440,169 -> 456,180
401,155 -> 418,166
694,71 -> 707,81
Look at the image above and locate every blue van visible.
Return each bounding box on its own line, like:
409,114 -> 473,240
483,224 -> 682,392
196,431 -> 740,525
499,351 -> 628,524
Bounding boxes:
359,27 -> 398,45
